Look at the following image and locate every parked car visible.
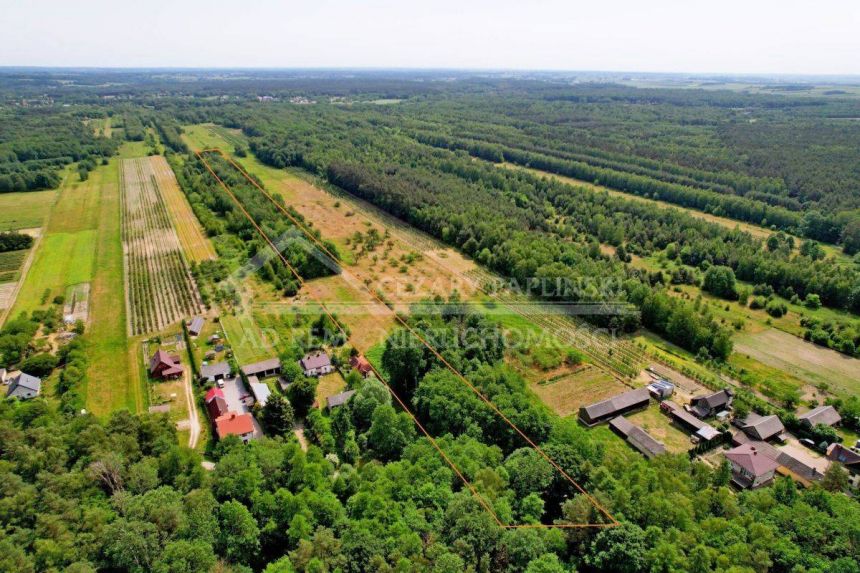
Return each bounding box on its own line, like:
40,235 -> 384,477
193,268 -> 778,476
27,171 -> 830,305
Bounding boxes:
799,438 -> 816,449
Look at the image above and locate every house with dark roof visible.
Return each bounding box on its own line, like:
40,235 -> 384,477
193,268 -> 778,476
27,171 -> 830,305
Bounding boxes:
731,433 -> 823,486
798,405 -> 841,429
737,413 -> 786,442
579,387 -> 651,426
689,388 -> 733,419
215,412 -> 256,443
200,361 -> 231,383
326,389 -> 356,411
349,355 -> 373,378
724,443 -> 780,489
6,373 -> 41,400
149,350 -> 183,379
662,401 -> 721,442
188,316 -> 205,337
240,358 -> 282,379
609,416 -> 667,458
827,444 -> 860,486
300,351 -> 333,377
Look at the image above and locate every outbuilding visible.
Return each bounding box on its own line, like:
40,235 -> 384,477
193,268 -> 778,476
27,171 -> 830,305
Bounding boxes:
578,387 -> 650,427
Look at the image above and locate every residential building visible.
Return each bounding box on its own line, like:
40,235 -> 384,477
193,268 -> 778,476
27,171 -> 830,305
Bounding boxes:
149,350 -> 183,379
689,388 -> 733,419
300,351 -> 333,377
349,355 -> 373,378
204,387 -> 229,420
578,387 -> 651,426
737,413 -> 787,442
215,412 -> 256,443
724,443 -> 780,489
6,373 -> 41,400
798,405 -> 841,429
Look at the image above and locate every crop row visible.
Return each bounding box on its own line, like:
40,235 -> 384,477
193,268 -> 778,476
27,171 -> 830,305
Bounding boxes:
120,158 -> 203,335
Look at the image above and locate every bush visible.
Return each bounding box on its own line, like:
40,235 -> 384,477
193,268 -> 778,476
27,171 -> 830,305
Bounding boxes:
765,300 -> 788,318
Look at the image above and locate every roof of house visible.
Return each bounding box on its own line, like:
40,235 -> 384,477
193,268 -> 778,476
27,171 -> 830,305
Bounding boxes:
725,443 -> 780,477
300,352 -> 331,371
249,381 -> 271,407
204,387 -> 224,402
609,416 -> 667,458
240,357 -> 282,377
326,389 -> 356,409
201,362 -> 231,379
798,405 -> 841,427
731,435 -> 822,483
160,366 -> 183,377
206,395 -> 229,420
188,316 -> 205,334
6,373 -> 41,397
580,387 -> 650,421
215,412 -> 255,438
691,388 -> 733,416
740,413 -> 786,441
149,349 -> 176,372
827,443 -> 860,468
350,355 -> 372,373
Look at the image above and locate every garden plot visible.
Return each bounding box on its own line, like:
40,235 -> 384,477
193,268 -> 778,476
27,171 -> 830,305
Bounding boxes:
120,158 -> 203,335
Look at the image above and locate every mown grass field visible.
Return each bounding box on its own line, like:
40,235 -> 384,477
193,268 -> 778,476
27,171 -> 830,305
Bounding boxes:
0,189 -> 56,231
85,155 -> 138,416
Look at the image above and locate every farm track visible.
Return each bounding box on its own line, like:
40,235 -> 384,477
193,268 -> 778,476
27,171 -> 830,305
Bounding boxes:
120,158 -> 203,335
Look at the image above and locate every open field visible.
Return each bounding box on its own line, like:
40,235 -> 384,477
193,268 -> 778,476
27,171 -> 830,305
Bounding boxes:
149,155 -> 216,262
527,364 -> 628,418
734,328 -> 860,398
627,407 -> 692,454
84,155 -> 139,416
120,157 -> 203,335
315,371 -> 347,408
221,313 -> 278,365
0,190 -> 56,231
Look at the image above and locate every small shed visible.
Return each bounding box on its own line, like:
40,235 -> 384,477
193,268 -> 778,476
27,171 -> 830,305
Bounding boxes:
188,316 -> 205,337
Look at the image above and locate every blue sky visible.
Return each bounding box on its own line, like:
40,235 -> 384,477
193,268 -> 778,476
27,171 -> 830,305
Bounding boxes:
1,0 -> 858,74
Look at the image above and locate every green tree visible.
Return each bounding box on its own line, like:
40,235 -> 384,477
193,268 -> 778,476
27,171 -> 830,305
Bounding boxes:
217,501 -> 260,564
262,393 -> 295,435
288,376 -> 318,418
702,265 -> 737,300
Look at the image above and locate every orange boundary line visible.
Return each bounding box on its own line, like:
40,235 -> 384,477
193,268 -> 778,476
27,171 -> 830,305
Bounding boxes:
195,149 -> 618,529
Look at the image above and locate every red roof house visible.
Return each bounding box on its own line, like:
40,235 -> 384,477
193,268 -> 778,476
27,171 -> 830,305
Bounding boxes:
349,355 -> 372,377
215,412 -> 256,443
149,350 -> 183,379
204,387 -> 229,420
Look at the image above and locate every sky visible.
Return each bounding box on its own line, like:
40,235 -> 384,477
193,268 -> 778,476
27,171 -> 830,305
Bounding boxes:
2,0 -> 859,75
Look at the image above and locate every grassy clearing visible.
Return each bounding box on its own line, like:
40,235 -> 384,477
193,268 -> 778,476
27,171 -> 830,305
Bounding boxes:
527,364 -> 627,418
316,371 -> 348,407
627,407 -> 692,454
10,231 -> 97,315
733,329 -> 860,399
85,156 -> 138,415
0,189 -> 56,231
221,313 -> 278,365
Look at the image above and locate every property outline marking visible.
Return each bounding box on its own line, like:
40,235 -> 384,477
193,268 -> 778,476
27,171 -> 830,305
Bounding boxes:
195,148 -> 619,529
